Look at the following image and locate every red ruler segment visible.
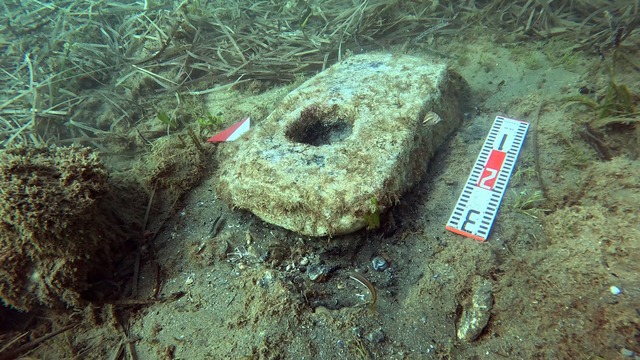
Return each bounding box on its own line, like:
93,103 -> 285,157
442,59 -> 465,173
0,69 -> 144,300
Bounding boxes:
446,116 -> 529,242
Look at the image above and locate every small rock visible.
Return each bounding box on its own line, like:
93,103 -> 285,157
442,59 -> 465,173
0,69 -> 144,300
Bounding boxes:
621,348 -> 635,357
610,285 -> 622,295
259,271 -> 275,288
306,264 -> 333,282
351,327 -> 363,338
457,278 -> 493,342
372,256 -> 389,271
366,328 -> 385,343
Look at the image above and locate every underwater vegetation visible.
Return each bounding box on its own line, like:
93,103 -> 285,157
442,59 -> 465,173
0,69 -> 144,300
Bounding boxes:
565,76 -> 637,123
512,189 -> 546,218
363,197 -> 381,230
0,0 -> 635,353
1,0 -> 637,150
565,68 -> 640,150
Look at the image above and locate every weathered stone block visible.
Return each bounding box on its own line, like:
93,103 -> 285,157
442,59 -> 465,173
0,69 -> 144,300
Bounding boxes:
218,53 -> 468,236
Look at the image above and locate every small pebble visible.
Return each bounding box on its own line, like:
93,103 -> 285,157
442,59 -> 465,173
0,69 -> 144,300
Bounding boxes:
299,256 -> 309,266
366,328 -> 385,343
610,286 -> 622,295
621,348 -> 635,357
306,264 -> 332,282
259,271 -> 274,288
351,327 -> 363,337
457,279 -> 493,342
372,256 -> 389,271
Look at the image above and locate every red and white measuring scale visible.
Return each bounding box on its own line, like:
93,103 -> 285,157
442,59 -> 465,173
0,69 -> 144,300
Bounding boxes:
207,116 -> 250,143
446,116 -> 529,242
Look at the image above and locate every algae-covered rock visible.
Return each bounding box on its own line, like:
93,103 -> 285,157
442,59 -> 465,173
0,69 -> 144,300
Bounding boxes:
0,145 -> 136,311
217,53 -> 468,236
133,134 -> 208,204
457,278 -> 493,342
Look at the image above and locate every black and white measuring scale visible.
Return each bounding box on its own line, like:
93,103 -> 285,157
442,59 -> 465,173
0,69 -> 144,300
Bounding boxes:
446,116 -> 530,242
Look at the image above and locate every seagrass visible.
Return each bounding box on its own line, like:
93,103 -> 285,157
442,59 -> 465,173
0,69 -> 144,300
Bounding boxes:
0,0 -> 637,148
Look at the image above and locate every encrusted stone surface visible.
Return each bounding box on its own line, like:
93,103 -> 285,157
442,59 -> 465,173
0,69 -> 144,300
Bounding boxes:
217,53 -> 468,236
457,278 -> 494,342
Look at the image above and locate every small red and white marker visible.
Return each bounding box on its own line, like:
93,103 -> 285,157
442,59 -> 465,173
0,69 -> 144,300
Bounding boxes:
207,116 -> 250,143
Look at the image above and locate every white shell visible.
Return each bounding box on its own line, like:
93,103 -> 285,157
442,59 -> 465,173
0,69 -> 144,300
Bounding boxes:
423,111 -> 442,125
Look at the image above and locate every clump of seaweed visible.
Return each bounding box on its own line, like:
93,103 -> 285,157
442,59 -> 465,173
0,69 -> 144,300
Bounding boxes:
566,77 -> 637,118
565,72 -> 639,148
512,189 -> 546,218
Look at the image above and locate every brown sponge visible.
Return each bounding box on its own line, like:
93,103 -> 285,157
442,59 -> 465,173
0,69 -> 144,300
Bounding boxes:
0,145 -> 133,311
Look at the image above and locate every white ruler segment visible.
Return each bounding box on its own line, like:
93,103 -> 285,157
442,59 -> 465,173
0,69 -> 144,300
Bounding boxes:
446,116 -> 529,242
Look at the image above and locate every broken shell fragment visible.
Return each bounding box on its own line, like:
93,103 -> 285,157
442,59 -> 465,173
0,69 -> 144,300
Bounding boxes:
423,111 -> 442,125
306,264 -> 333,282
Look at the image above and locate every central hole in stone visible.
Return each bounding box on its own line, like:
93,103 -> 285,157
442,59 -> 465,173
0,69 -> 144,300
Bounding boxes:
286,105 -> 353,146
